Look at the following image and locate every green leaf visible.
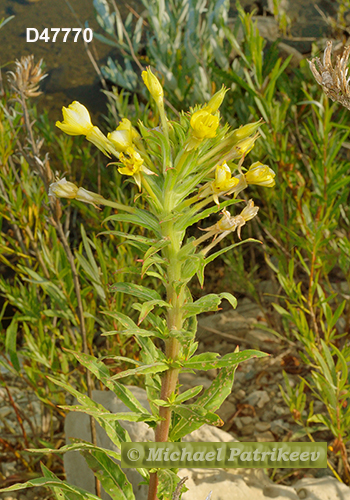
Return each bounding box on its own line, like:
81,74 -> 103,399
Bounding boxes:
0,470 -> 101,499
41,464 -> 68,500
184,349 -> 267,370
5,317 -> 20,372
68,350 -> 150,414
182,294 -> 220,319
104,210 -> 161,235
80,447 -> 135,500
97,230 -> 157,246
137,299 -> 171,325
109,362 -> 169,380
59,406 -> 157,424
47,376 -> 129,447
109,282 -> 162,302
101,311 -> 165,338
176,385 -> 204,404
170,362 -> 238,441
28,439 -> 121,462
172,404 -> 222,427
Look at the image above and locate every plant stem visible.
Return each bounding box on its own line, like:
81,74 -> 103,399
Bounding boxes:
147,214 -> 184,500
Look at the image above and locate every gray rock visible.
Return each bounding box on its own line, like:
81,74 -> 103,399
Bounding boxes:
245,390 -> 270,408
240,416 -> 253,426
180,469 -> 300,500
256,431 -> 275,442
241,423 -> 255,436
255,422 -> 271,432
294,477 -> 350,500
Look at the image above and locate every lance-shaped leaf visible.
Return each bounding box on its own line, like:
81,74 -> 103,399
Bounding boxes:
80,447 -> 135,500
109,361 -> 169,380
0,465 -> 101,499
137,299 -> 171,325
41,463 -> 68,500
47,376 -> 129,447
182,292 -> 237,319
184,350 -> 267,371
175,385 -> 204,404
170,366 -> 233,441
31,438 -> 149,482
172,404 -> 223,427
97,230 -> 158,246
101,311 -> 165,338
28,439 -> 121,462
109,282 -> 162,302
59,406 -> 158,424
104,209 -> 161,235
68,350 -> 150,414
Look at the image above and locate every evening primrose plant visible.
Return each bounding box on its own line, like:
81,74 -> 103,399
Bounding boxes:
0,70 -> 274,500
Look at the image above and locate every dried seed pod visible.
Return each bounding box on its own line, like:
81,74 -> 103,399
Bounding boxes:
7,55 -> 47,98
308,41 -> 350,111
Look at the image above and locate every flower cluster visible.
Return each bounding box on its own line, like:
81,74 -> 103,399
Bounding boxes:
51,67 -> 276,246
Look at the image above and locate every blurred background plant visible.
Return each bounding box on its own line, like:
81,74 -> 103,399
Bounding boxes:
1,0 -> 350,489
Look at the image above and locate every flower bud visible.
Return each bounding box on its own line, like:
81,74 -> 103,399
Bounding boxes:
49,178 -> 105,207
56,101 -> 93,135
245,162 -> 276,187
49,178 -> 79,199
231,119 -> 263,142
142,67 -> 163,103
204,85 -> 229,113
229,133 -> 259,160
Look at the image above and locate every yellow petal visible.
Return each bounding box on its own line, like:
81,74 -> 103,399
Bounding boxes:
56,101 -> 93,136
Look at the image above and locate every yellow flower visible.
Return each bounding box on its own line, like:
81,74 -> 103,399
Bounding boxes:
142,67 -> 163,103
48,178 -> 105,207
108,119 -> 139,153
190,109 -> 219,140
199,163 -> 239,205
245,162 -> 276,187
118,147 -> 146,190
203,85 -> 229,113
56,101 -> 115,157
118,147 -> 144,176
56,101 -> 93,135
212,163 -> 239,192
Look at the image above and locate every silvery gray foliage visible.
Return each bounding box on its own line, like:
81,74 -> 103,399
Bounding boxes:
92,0 -> 231,106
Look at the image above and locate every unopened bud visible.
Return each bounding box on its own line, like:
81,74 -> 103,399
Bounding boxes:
142,67 -> 163,103
245,162 -> 276,187
231,119 -> 263,142
204,85 -> 229,113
